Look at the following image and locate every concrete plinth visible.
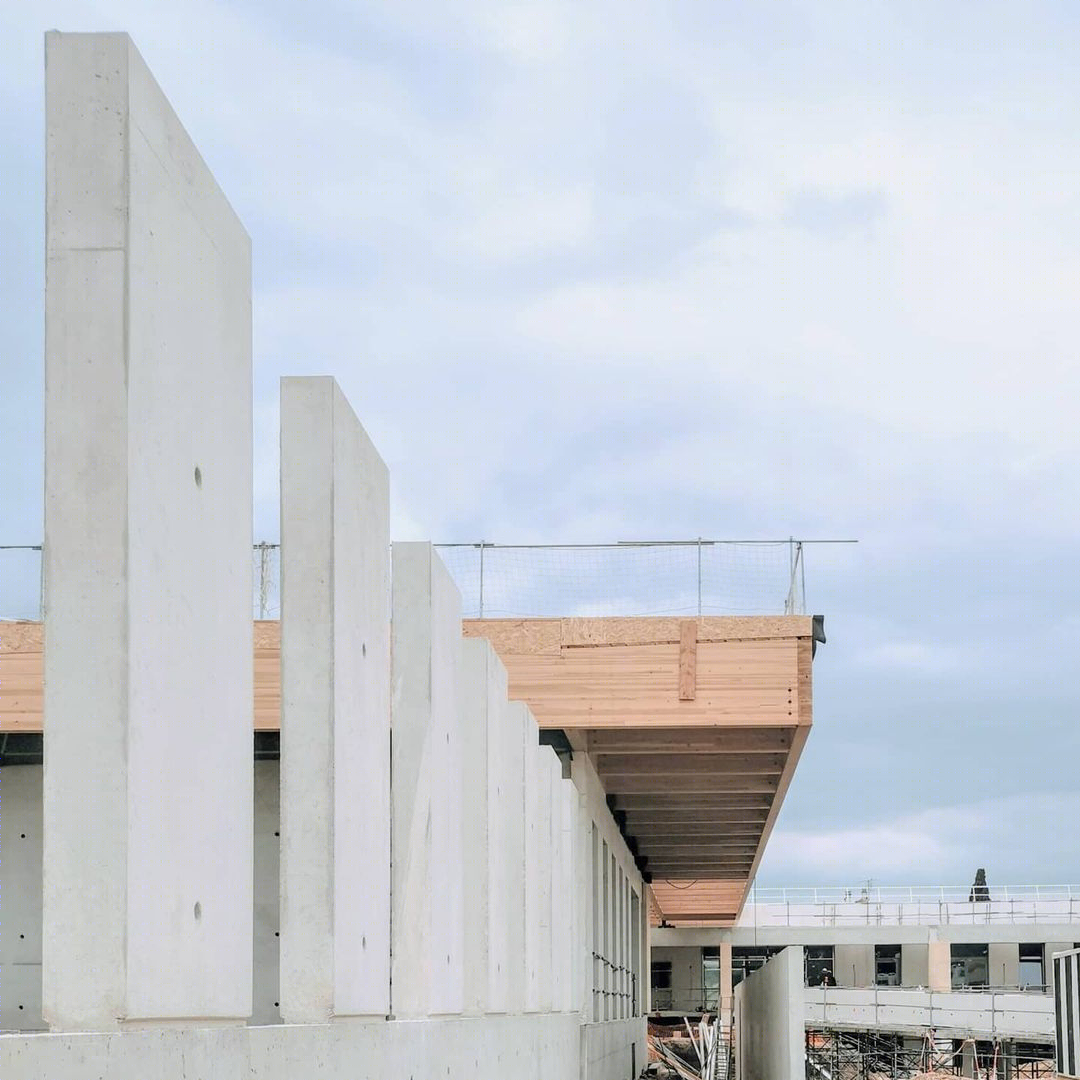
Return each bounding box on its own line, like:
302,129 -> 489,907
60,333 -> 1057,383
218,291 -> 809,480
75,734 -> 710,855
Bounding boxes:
278,377 -> 391,1021
391,543 -> 465,1017
43,31 -> 252,1030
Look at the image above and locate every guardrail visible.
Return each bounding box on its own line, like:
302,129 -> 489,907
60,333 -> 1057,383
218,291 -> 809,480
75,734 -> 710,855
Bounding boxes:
740,885 -> 1080,927
1,538 -> 857,621
804,985 -> 1055,1040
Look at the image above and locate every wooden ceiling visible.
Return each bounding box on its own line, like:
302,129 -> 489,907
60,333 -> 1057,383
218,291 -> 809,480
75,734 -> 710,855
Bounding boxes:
1,613 -> 816,925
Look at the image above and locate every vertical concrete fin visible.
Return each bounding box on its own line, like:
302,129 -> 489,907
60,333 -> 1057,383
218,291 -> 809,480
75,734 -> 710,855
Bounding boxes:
279,376 -> 391,1022
43,30 -> 252,1031
392,543 -> 465,1017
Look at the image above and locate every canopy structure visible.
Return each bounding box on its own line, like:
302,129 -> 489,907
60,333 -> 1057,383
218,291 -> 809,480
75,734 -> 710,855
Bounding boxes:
1,613 -> 819,925
461,615 -> 818,925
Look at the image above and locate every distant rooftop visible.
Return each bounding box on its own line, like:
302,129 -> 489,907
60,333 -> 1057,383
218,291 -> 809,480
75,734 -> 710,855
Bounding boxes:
738,884 -> 1080,927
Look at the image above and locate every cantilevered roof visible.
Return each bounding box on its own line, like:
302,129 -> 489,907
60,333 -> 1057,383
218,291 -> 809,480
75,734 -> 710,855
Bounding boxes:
462,615 -> 817,926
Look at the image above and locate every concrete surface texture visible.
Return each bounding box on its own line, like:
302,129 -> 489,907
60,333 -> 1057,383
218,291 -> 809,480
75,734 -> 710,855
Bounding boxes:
0,1013 -> 581,1080
804,985 -> 1054,1039
459,637 -> 498,1015
525,732 -> 555,1013
735,946 -> 806,1080
279,376 -> 391,1021
491,700 -> 530,1013
391,542 -> 465,1017
43,31 -> 252,1030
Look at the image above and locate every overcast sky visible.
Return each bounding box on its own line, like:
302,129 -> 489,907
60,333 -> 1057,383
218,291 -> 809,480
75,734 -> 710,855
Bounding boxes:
2,2 -> 1078,887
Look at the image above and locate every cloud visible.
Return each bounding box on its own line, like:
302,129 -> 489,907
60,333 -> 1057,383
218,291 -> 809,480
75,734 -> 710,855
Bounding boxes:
759,792 -> 1080,884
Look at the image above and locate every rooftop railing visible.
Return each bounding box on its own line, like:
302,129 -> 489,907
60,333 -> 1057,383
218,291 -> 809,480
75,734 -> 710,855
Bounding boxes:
2,538 -> 854,622
740,885 -> 1080,927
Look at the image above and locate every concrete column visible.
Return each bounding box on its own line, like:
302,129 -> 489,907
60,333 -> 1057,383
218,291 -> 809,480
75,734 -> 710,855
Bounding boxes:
525,736 -> 554,1012
487,699 -> 527,1014
391,543 -> 465,1017
1046,943 -> 1073,991
460,638 -> 504,1014
835,943 -> 874,987
719,941 -> 733,1027
989,943 -> 1019,988
643,892 -> 653,1016
902,942 -> 929,988
43,31 -> 252,1031
278,377 -> 390,1021
961,1040 -> 977,1079
928,940 -> 952,992
550,762 -> 570,1012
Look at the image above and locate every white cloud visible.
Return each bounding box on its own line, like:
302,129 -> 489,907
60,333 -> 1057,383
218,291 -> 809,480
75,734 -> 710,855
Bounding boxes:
760,793 -> 1080,884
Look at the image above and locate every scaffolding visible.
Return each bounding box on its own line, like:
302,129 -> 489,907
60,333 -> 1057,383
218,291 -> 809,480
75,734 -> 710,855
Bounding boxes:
805,1028 -> 1055,1080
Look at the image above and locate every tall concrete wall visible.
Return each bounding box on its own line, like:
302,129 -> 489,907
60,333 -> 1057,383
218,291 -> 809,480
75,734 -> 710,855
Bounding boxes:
735,946 -> 805,1080
279,377 -> 391,1021
43,30 -> 252,1030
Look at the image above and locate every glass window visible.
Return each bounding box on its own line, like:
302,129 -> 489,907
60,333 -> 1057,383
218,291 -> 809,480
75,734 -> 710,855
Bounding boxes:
1018,944 -> 1043,990
651,960 -> 673,1009
951,944 -> 989,988
731,946 -> 782,989
875,945 -> 902,986
702,948 -> 720,1010
806,946 -> 835,986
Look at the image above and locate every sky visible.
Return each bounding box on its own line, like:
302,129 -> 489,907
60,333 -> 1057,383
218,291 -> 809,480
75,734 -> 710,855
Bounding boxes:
1,2 -> 1078,886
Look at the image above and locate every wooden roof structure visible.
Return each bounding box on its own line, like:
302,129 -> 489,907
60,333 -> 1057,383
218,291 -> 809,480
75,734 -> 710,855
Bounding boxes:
1,613 -> 818,926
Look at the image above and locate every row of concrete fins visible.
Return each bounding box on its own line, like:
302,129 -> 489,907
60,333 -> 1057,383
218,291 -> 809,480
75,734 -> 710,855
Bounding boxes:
278,377 -> 578,1024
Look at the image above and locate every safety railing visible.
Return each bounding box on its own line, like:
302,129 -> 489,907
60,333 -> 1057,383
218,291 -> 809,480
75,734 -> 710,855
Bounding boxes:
740,885 -> 1080,927
804,985 -> 1056,1039
1,538 -> 856,622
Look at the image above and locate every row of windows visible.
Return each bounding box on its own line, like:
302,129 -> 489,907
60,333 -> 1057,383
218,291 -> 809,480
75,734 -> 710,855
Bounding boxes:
652,942 -> 1071,1002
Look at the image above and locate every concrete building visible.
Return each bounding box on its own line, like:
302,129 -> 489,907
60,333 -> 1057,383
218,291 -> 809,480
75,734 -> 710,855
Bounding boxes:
0,31 -> 823,1079
651,886 -> 1080,1019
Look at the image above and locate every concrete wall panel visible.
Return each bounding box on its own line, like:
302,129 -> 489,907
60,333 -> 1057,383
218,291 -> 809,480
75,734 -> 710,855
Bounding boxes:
488,699 -> 527,1013
252,762 -> 280,1026
43,31 -> 252,1029
391,543 -> 465,1017
525,733 -> 553,1012
279,377 -> 391,1021
735,946 -> 805,1080
460,638 -> 504,1014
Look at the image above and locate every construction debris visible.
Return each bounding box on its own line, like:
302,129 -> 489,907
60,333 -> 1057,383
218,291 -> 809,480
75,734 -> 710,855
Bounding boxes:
647,1016 -> 731,1080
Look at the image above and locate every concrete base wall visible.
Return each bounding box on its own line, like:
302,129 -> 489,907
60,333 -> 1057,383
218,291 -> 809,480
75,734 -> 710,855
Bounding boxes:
582,1016 -> 647,1080
0,1013 -> 579,1080
735,946 -> 804,1080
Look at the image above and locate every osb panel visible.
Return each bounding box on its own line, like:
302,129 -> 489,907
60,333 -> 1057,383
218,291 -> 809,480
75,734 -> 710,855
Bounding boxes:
0,623 -> 43,731
499,638 -> 801,730
559,615 -> 813,648
0,622 -> 43,652
462,618 -> 561,655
